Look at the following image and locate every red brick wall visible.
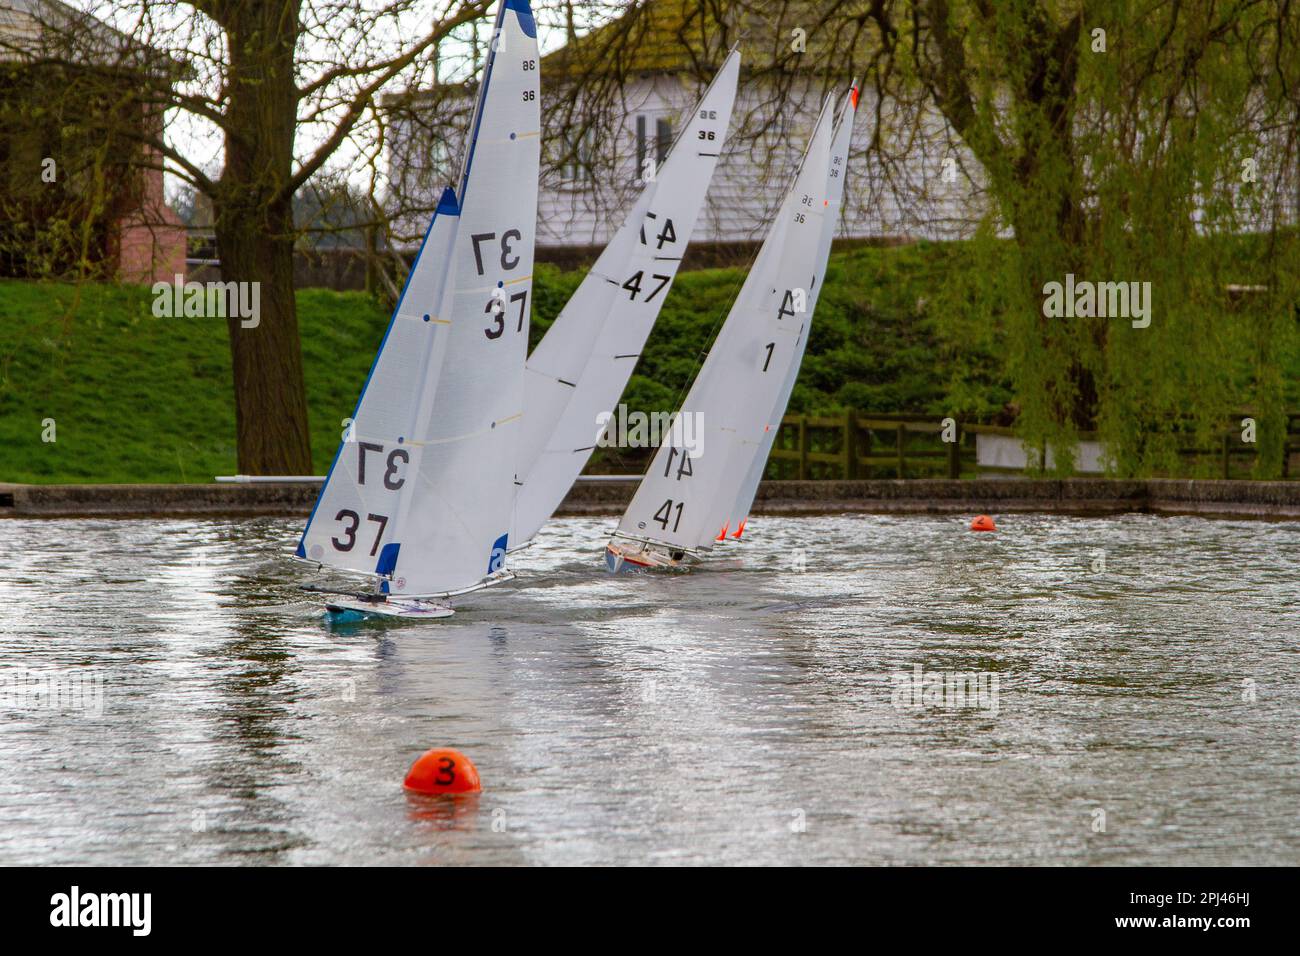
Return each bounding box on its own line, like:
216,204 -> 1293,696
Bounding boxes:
115,107 -> 187,284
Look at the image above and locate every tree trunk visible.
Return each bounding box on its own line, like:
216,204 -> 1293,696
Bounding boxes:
211,0 -> 312,475
215,197 -> 312,474
1001,10 -> 1096,431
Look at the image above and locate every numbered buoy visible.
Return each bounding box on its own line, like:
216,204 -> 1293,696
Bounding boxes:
970,514 -> 997,532
404,748 -> 481,795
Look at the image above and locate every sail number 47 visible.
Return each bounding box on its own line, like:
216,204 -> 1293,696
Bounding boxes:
638,212 -> 677,248
622,271 -> 671,302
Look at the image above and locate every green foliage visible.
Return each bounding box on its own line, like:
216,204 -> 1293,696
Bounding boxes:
2,221 -> 1292,483
0,281 -> 234,483
0,246 -> 986,483
0,63 -> 140,280
1072,1 -> 1300,477
875,0 -> 1300,476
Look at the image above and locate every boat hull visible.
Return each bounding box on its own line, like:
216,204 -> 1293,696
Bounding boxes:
325,598 -> 455,621
604,541 -> 694,573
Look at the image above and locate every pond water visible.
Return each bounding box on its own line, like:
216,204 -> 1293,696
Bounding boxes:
0,513 -> 1297,865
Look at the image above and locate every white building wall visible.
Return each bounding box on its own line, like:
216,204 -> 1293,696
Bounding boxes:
387,71 -> 986,250
386,71 -> 1296,251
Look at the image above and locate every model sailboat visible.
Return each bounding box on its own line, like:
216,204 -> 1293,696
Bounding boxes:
605,83 -> 857,571
718,83 -> 858,542
295,0 -> 540,618
511,51 -> 740,548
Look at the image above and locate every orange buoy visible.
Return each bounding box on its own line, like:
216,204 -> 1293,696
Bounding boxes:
970,514 -> 997,532
404,748 -> 481,795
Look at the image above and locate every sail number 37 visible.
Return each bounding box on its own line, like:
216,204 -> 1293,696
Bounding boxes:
330,442 -> 407,555
471,229 -> 529,340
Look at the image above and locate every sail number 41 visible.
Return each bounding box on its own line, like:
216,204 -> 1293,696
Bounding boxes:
653,499 -> 684,534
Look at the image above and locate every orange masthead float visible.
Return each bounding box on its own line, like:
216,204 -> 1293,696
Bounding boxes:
404,748 -> 481,795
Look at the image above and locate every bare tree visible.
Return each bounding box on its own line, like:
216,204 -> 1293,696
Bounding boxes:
8,0 -> 497,474
8,0 -> 1298,478
524,0 -> 1298,472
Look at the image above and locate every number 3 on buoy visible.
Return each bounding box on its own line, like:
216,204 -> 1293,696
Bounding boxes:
404,748 -> 482,795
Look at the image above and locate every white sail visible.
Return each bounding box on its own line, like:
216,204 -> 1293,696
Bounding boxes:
295,186 -> 459,576
387,0 -> 540,595
511,51 -> 740,547
297,0 -> 540,597
609,93 -> 838,558
718,84 -> 858,543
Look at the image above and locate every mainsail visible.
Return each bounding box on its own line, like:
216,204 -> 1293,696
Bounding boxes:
715,84 -> 858,545
511,51 -> 740,547
297,0 -> 540,597
608,90 -> 840,564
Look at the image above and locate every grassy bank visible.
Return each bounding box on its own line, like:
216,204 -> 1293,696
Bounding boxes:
0,243 -> 998,483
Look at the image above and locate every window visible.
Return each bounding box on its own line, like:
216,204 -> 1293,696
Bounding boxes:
635,114 -> 672,183
636,115 -> 646,181
656,118 -> 672,166
560,127 -> 596,183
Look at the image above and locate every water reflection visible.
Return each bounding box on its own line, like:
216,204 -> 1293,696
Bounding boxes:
0,513 -> 1297,864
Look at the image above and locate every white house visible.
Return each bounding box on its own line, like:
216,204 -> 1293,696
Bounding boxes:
384,0 -> 984,255
384,0 -> 1296,256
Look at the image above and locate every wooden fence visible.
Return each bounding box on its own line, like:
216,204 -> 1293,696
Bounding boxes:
766,411 -> 1300,480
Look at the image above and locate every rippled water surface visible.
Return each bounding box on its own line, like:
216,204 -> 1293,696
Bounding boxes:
1,513 -> 1297,865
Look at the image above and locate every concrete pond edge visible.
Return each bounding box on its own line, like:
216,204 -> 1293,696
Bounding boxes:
4,478 -> 1300,520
